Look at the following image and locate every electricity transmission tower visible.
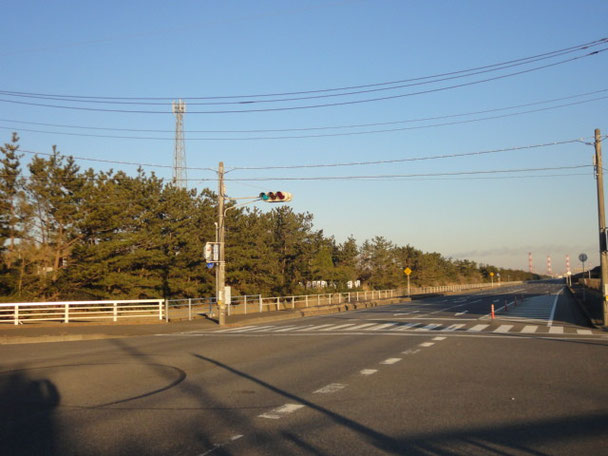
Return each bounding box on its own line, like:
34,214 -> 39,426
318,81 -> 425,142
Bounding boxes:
172,99 -> 187,188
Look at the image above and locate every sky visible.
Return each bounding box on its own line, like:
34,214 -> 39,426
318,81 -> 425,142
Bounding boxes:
1,0 -> 608,274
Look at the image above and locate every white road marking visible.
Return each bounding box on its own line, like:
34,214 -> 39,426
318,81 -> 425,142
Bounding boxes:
273,325 -> 300,332
318,324 -> 356,331
547,289 -> 563,326
366,323 -> 399,331
392,322 -> 421,330
494,325 -> 514,333
215,326 -> 255,333
230,326 -> 275,333
314,383 -> 347,394
380,358 -> 402,365
548,326 -> 564,334
468,324 -> 489,332
295,324 -> 335,331
455,310 -> 469,316
419,342 -> 435,347
444,323 -> 466,331
402,348 -> 421,355
258,403 -> 305,420
360,369 -> 378,376
521,325 -> 538,334
347,323 -> 379,331
432,336 -> 447,341
577,329 -> 592,335
416,324 -> 442,331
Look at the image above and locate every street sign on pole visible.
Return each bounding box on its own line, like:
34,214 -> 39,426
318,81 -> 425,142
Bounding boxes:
404,268 -> 412,297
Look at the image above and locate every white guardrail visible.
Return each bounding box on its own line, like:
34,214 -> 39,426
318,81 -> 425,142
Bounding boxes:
0,299 -> 164,325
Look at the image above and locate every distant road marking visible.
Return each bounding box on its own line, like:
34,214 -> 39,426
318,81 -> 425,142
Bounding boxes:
494,325 -> 514,333
314,383 -> 347,394
347,323 -> 378,331
273,325 -> 300,332
380,358 -> 402,365
455,310 -> 469,316
432,336 -> 447,341
319,324 -> 356,331
216,326 -> 254,333
258,404 -> 305,420
468,324 -> 489,332
468,299 -> 481,304
444,323 -> 466,331
393,322 -> 421,330
230,326 -> 275,333
366,323 -> 399,331
402,348 -> 421,355
360,369 -> 378,376
521,325 -> 538,334
419,342 -> 435,347
296,324 -> 335,331
416,324 -> 442,331
577,329 -> 593,335
547,289 -> 563,326
198,434 -> 244,456
548,326 -> 564,334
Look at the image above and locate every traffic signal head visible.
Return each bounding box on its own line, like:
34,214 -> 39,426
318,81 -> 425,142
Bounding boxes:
259,191 -> 293,203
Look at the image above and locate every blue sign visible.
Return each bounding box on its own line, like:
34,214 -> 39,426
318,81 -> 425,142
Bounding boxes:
207,263 -> 215,269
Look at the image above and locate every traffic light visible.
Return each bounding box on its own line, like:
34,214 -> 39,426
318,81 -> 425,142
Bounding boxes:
259,191 -> 293,202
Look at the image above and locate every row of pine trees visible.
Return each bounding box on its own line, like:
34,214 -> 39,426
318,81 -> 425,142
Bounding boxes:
0,134 -> 538,302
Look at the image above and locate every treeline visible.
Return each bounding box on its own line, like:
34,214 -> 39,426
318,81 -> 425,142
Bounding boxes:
0,134 -> 538,301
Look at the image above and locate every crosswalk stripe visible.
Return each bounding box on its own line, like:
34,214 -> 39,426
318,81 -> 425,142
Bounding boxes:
231,325 -> 275,333
216,325 -> 254,333
444,323 -> 466,331
392,322 -> 421,331
548,326 -> 564,334
521,325 -> 538,334
346,323 -> 379,331
494,325 -> 514,333
274,325 -> 302,332
415,324 -> 442,331
318,324 -> 357,331
468,324 -> 489,332
366,323 -> 399,331
295,324 -> 335,331
577,329 -> 593,335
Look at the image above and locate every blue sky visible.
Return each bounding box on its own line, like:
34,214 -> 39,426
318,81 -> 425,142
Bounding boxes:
1,0 -> 607,273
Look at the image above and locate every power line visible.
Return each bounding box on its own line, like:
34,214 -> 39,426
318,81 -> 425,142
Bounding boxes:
1,47 -> 606,114
3,37 -> 606,101
3,93 -> 607,141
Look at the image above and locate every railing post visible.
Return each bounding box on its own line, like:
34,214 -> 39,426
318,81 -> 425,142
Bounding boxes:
65,303 -> 70,323
292,296 -> 295,309
259,294 -> 263,313
338,293 -> 341,304
164,299 -> 169,322
113,302 -> 118,322
14,304 -> 18,325
159,300 -> 163,320
276,296 -> 280,311
317,294 -> 320,306
329,294 -> 332,305
348,292 -> 351,303
305,295 -> 309,307
244,295 -> 247,315
188,298 -> 192,321
356,291 -> 359,301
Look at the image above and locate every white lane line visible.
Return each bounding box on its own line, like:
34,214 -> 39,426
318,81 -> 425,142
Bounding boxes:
360,369 -> 378,376
402,348 -> 421,355
295,324 -> 335,331
521,325 -> 538,334
494,325 -> 514,333
314,383 -> 347,394
548,326 -> 564,334
380,358 -> 402,365
419,342 -> 435,347
258,403 -> 305,420
366,323 -> 399,331
577,329 -> 593,335
468,299 -> 481,304
468,324 -> 489,332
455,310 -> 469,316
318,324 -> 357,331
547,289 -> 564,326
444,323 -> 466,331
432,336 -> 447,341
198,434 -> 244,456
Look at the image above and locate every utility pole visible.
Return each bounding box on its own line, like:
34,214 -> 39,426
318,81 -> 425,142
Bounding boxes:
172,100 -> 187,188
594,129 -> 608,326
217,162 -> 226,325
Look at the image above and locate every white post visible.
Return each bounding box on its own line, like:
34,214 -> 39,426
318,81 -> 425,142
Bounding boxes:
244,295 -> 247,315
305,295 -> 309,307
292,296 -> 295,309
348,292 -> 351,303
113,302 -> 118,322
65,303 -> 70,323
317,294 -> 321,306
276,296 -> 280,311
259,294 -> 263,313
14,304 -> 18,325
356,291 -> 359,301
165,299 -> 169,322
188,298 -> 192,321
159,300 -> 163,320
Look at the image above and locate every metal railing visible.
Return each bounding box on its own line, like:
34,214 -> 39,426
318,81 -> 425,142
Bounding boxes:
0,299 -> 165,325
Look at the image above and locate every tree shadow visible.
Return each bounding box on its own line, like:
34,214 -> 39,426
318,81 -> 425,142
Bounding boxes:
0,369 -> 61,455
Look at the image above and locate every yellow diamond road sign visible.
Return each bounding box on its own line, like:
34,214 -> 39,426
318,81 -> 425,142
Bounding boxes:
404,267 -> 412,276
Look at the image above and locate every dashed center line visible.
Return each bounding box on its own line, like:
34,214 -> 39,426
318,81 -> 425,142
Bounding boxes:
360,369 -> 378,376
314,383 -> 347,394
258,403 -> 305,420
380,358 -> 402,365
419,342 -> 435,347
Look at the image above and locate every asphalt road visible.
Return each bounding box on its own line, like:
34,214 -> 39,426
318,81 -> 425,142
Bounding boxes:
1,280 -> 607,455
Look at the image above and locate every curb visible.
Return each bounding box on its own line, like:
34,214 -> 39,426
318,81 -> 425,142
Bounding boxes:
566,286 -> 602,329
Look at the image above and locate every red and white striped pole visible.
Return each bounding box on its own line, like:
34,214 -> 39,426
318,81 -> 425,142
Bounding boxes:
547,256 -> 552,277
491,304 -> 495,319
528,252 -> 533,274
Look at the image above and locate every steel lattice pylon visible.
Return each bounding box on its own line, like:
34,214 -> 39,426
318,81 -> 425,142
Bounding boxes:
172,100 -> 187,188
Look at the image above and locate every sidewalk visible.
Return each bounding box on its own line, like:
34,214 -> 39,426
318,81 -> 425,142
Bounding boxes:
0,298 -> 402,345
